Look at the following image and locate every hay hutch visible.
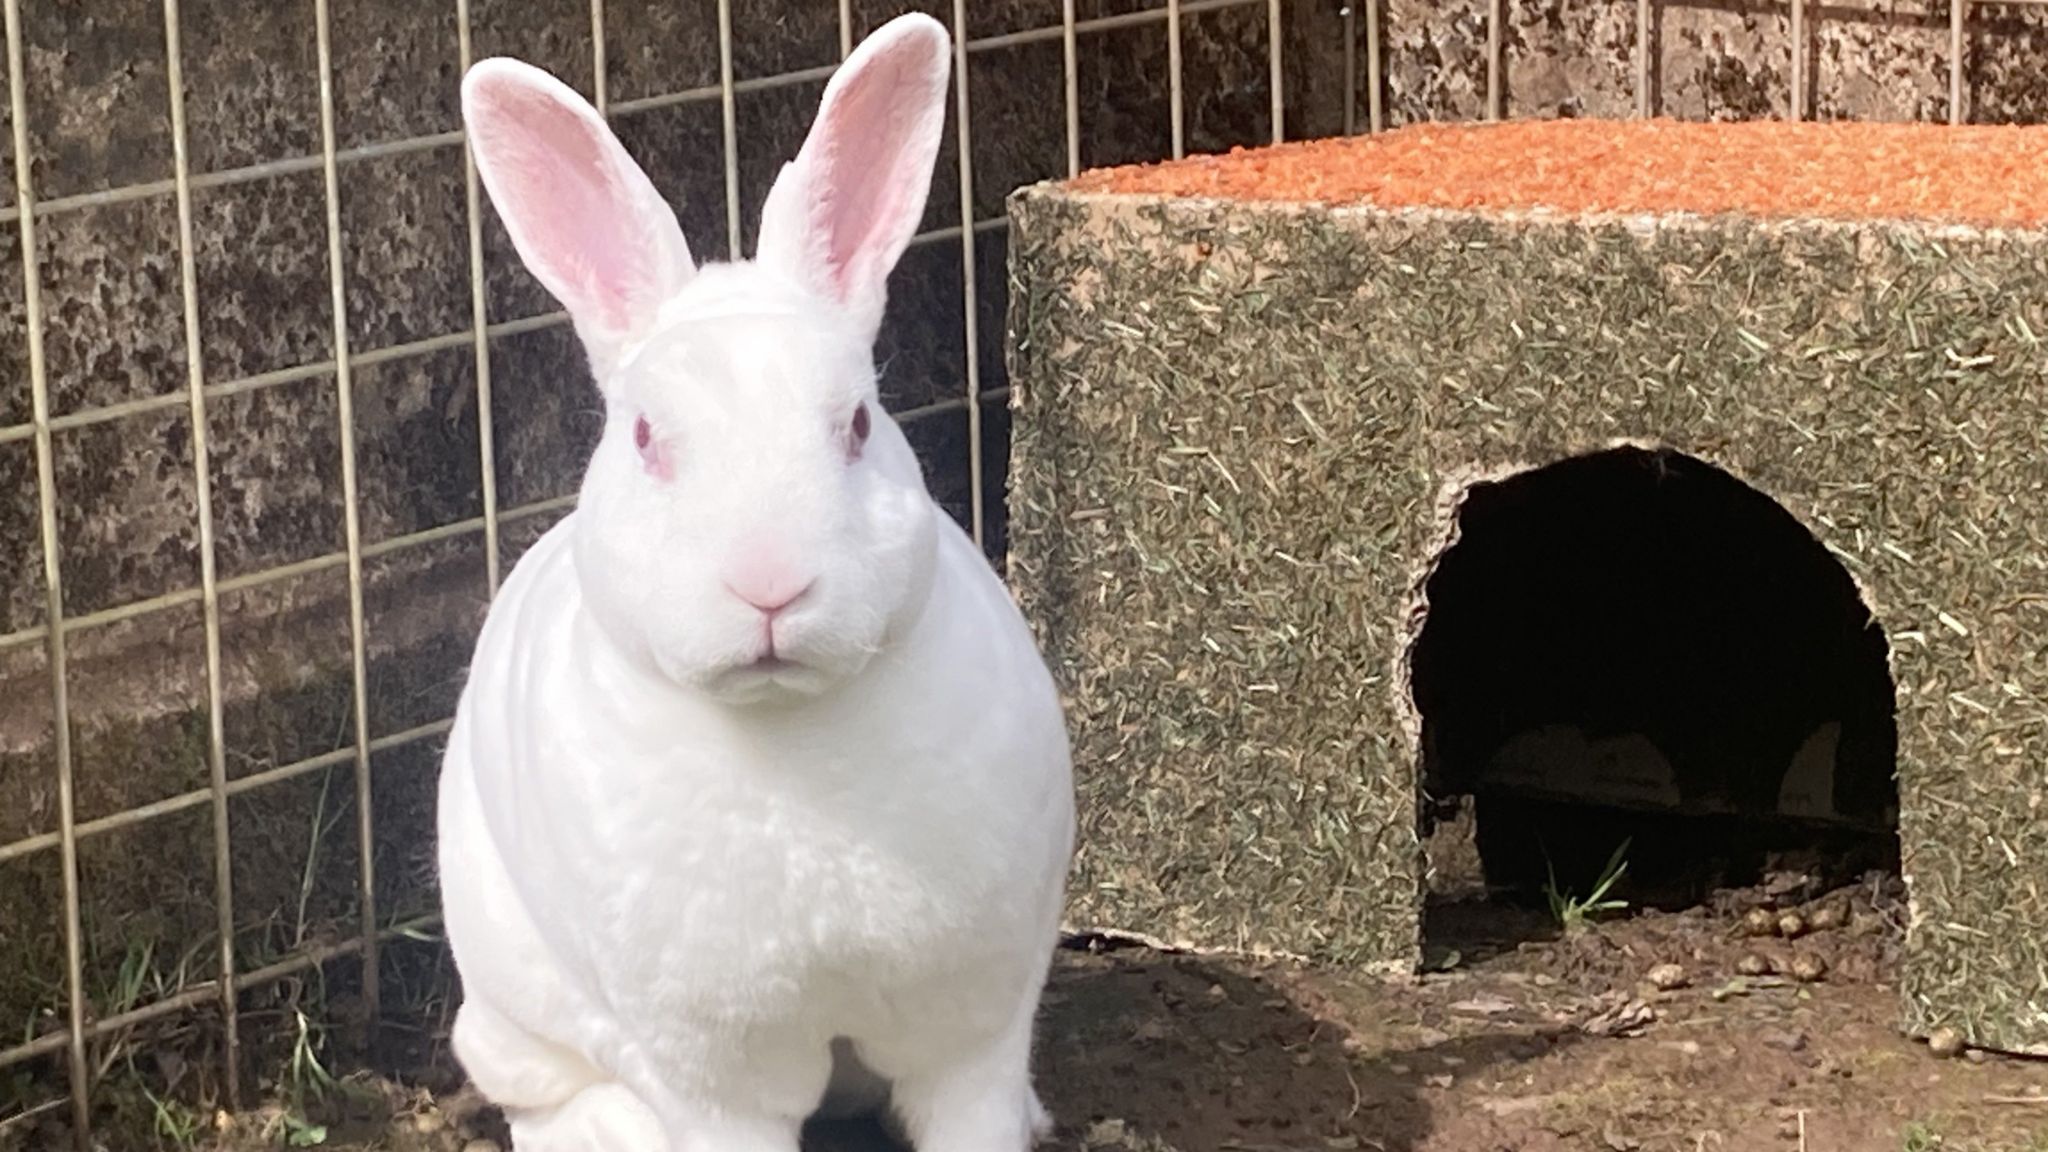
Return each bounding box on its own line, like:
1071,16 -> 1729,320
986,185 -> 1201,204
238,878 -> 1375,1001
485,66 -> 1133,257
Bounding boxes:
1005,120 -> 2048,1055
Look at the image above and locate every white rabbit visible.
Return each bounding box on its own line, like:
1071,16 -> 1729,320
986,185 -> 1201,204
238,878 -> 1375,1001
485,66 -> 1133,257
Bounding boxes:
436,14 -> 1076,1152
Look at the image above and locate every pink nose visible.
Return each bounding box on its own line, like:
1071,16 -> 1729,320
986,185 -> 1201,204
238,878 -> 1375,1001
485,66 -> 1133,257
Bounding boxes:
729,578 -> 813,616
723,546 -> 815,616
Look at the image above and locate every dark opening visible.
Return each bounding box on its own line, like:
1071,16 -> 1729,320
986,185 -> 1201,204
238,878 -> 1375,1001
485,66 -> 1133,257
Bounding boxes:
1408,446 -> 1900,920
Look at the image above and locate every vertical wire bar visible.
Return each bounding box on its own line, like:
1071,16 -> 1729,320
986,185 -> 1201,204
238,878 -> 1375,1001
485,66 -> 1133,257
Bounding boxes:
1268,0 -> 1284,143
311,0 -> 380,1029
1366,0 -> 1383,132
838,0 -> 853,59
1063,0 -> 1082,173
590,0 -> 608,115
1166,0 -> 1185,158
1636,0 -> 1652,118
456,0 -> 501,595
950,0 -> 984,550
1342,1 -> 1357,136
1486,0 -> 1502,121
1,0 -> 90,1143
1788,0 -> 1804,121
716,0 -> 742,257
160,0 -> 242,1106
1949,0 -> 1966,125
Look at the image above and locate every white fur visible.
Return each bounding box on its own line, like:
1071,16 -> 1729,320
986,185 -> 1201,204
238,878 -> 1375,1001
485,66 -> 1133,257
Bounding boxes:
443,15 -> 1074,1152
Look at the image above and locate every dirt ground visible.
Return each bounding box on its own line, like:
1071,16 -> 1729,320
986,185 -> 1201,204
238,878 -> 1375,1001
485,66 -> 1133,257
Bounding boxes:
19,863 -> 2042,1152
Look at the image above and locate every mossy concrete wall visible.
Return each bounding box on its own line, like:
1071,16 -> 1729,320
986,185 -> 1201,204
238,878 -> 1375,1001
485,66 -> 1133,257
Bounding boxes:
1004,187 -> 2048,1053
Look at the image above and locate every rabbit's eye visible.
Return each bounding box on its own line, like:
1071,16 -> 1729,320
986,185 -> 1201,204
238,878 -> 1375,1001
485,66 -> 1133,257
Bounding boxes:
633,414 -> 669,477
845,402 -> 871,462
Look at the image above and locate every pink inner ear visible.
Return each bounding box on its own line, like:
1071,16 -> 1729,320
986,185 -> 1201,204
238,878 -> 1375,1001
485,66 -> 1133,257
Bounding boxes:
807,47 -> 936,302
472,79 -> 652,335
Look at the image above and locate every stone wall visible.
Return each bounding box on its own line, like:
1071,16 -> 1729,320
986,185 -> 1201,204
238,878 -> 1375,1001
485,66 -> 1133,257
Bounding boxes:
1380,1 -> 2048,125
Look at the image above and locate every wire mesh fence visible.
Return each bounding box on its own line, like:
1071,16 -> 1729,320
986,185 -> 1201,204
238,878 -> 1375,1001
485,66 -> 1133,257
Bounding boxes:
0,0 -> 2045,1145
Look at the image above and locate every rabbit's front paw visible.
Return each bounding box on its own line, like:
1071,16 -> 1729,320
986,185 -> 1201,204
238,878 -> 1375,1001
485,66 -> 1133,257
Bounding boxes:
892,1075 -> 1045,1152
505,1082 -> 666,1152
452,998 -> 602,1113
879,1030 -> 1045,1152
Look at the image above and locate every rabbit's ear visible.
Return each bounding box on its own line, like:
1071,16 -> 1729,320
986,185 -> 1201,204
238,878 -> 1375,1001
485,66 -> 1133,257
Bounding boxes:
755,13 -> 951,337
463,58 -> 695,381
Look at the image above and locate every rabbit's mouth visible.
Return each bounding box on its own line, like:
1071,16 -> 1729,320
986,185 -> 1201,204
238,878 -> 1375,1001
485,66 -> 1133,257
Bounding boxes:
702,650 -> 840,706
731,645 -> 822,684
691,621 -> 880,702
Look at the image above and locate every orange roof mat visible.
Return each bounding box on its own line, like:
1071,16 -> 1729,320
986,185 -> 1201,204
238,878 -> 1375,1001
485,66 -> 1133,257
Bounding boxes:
1067,119 -> 2048,229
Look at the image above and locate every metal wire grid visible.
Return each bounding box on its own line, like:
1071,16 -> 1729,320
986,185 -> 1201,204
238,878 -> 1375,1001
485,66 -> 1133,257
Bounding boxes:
0,0 -> 1286,1143
0,0 -> 2027,1144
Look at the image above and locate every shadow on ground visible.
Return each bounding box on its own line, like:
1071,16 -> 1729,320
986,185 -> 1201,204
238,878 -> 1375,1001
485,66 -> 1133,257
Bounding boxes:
32,885 -> 2046,1152
804,943 -> 1576,1152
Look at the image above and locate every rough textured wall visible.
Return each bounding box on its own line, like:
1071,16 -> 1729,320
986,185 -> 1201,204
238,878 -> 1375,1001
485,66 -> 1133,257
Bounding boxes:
1006,194 -> 1431,973
1006,187 -> 2048,1051
1381,1 -> 2048,124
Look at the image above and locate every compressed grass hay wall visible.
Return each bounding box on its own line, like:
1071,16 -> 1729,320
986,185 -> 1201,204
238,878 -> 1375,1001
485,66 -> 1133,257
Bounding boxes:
1005,120 -> 2048,1053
